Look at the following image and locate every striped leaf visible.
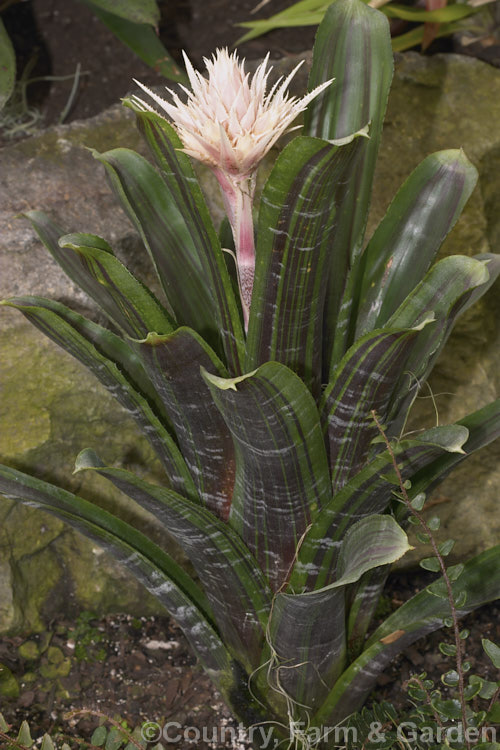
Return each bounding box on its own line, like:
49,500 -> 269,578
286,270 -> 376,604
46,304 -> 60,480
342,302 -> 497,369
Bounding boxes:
320,323 -> 431,493
289,425 -> 469,592
203,361 -> 331,591
94,146 -> 244,372
269,587 -> 346,714
1,296 -> 196,499
0,463 -> 231,681
245,135 -> 363,394
75,450 -> 272,669
125,103 -> 245,373
268,516 -> 410,712
24,213 -> 174,338
346,564 -> 391,658
313,545 -> 500,725
304,0 -> 393,371
409,399 -> 500,497
138,327 -> 235,520
354,150 -> 478,339
386,254 -> 498,433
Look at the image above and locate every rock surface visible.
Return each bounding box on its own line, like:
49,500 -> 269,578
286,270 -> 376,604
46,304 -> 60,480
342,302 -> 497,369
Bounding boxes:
1,52 -> 499,633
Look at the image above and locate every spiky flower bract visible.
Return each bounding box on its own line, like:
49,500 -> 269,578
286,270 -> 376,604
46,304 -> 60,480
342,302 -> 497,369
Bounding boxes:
133,49 -> 333,330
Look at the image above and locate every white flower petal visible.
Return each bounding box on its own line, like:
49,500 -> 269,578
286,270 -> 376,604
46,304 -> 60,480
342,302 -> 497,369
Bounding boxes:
134,50 -> 334,176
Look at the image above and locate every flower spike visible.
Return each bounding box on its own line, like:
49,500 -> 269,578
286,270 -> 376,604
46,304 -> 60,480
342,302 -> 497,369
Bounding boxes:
133,49 -> 333,330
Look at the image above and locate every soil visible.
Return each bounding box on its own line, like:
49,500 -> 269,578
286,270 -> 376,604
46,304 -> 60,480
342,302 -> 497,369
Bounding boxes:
1,572 -> 499,749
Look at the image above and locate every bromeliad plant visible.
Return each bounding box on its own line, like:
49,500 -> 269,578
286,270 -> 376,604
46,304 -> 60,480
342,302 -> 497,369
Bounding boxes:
1,0 -> 500,745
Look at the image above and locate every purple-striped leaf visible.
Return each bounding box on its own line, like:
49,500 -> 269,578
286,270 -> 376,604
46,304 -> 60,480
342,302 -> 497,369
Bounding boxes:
354,150 -> 478,339
203,361 -> 331,591
24,213 -> 174,339
268,515 -> 410,712
75,450 -> 272,669
289,425 -> 469,592
126,104 -> 246,373
2,296 -> 197,498
304,0 -> 393,370
246,135 -> 363,395
409,399 -> 500,497
0,463 -> 231,681
94,145 -> 244,373
138,327 -> 235,520
321,323 -> 430,493
386,254 -> 498,434
313,545 -> 500,725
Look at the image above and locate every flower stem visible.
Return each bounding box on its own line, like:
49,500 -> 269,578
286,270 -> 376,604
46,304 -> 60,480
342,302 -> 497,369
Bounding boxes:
215,170 -> 256,332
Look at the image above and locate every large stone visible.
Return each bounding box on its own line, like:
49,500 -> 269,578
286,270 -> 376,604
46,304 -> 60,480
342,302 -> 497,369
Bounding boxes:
0,53 -> 499,633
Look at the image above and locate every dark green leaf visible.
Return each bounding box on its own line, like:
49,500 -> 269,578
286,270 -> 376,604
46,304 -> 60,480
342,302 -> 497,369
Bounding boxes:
82,0 -> 159,25
448,564 -> 464,582
246,135 -> 362,394
23,213 -> 174,339
289,425 -> 468,591
60,232 -> 175,337
305,0 -> 393,367
432,698 -> 462,720
91,726 -> 107,748
347,565 -> 390,659
320,325 -> 426,492
138,328 -> 235,519
420,557 -> 440,573
313,545 -> 500,724
416,532 -> 430,544
75,451 -> 271,670
105,727 -> 124,750
81,1 -> 187,83
1,297 -> 195,497
438,642 -> 456,657
124,105 -> 245,373
427,516 -> 441,531
439,540 -> 455,557
203,361 -> 331,591
354,150 -> 478,338
483,639 -> 500,669
410,399 -> 500,504
0,463 -> 233,682
267,516 -> 409,711
426,579 -> 448,598
268,587 -> 346,714
442,670 -> 459,688
485,704 -> 500,724
386,255 -> 497,432
94,148 -> 244,368
478,679 -> 499,701
333,515 -> 411,589
411,493 -> 426,511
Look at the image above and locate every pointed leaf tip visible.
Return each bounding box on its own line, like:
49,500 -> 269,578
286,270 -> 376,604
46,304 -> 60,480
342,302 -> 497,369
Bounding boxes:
201,366 -> 258,391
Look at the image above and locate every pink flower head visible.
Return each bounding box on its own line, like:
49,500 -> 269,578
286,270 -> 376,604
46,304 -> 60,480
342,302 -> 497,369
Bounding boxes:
132,49 -> 333,333
132,48 -> 333,180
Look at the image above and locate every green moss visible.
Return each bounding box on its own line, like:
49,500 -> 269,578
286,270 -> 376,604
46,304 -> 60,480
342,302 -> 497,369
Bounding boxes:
0,663 -> 19,699
18,640 -> 40,661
